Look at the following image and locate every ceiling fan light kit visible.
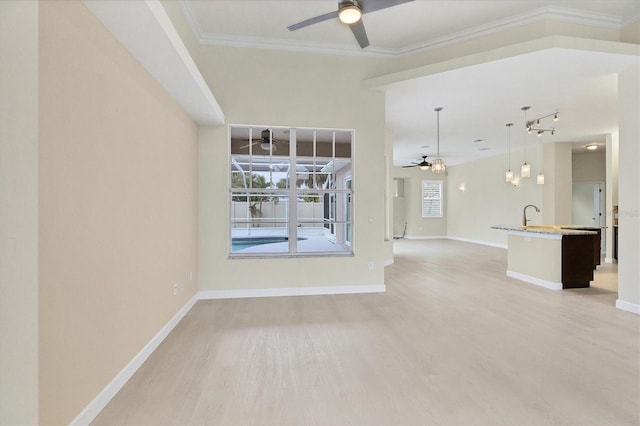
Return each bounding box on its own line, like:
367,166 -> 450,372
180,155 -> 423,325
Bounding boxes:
403,155 -> 432,170
238,128 -> 288,152
338,0 -> 362,24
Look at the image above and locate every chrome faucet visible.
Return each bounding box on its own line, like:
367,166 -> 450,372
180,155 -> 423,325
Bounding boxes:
522,204 -> 540,226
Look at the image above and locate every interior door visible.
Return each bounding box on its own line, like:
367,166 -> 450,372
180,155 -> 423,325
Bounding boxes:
572,182 -> 605,252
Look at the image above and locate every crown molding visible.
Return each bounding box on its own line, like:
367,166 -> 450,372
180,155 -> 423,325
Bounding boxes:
397,6 -> 627,56
178,2 -> 634,58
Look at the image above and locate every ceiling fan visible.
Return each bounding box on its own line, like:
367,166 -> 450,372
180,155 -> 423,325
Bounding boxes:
287,0 -> 415,49
239,129 -> 288,152
403,155 -> 432,170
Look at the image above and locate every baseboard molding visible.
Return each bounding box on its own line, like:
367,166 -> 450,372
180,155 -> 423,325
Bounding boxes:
70,293 -> 199,426
506,270 -> 563,291
199,284 -> 386,300
446,236 -> 507,249
404,235 -> 447,240
604,257 -> 617,264
384,258 -> 394,266
616,299 -> 640,315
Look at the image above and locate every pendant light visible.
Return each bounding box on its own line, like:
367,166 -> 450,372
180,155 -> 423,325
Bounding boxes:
521,106 -> 531,178
432,107 -> 446,173
505,123 -> 514,182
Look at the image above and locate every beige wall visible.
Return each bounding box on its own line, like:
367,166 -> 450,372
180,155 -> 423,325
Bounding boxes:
198,46 -> 387,291
392,167 -> 447,238
38,2 -> 198,424
0,1 -> 39,424
621,19 -> 640,44
605,133 -> 619,261
542,142 -> 573,224
617,64 -> 640,310
573,151 -> 606,182
446,146 -> 544,247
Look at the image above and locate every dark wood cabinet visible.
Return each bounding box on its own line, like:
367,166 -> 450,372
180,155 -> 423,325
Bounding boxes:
561,234 -> 596,288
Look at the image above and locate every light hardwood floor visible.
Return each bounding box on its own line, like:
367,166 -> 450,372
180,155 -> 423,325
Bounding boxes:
93,239 -> 639,425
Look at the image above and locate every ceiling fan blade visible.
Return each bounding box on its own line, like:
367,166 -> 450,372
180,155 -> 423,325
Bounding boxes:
362,0 -> 415,14
238,141 -> 258,149
402,164 -> 418,168
287,10 -> 339,31
349,20 -> 369,48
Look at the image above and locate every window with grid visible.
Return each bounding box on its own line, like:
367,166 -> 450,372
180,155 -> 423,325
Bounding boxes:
229,126 -> 353,256
421,180 -> 443,218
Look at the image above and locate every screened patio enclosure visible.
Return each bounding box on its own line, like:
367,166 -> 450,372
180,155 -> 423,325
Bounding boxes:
229,126 -> 353,255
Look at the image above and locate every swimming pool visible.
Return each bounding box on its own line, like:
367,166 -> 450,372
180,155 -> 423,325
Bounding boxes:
231,236 -> 306,252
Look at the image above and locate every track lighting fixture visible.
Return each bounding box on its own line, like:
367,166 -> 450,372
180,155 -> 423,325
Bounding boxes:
526,110 -> 559,136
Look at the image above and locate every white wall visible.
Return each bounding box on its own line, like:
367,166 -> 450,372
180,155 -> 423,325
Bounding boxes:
0,1 -> 39,423
617,64 -> 640,313
198,46 -> 388,292
446,146 -> 543,247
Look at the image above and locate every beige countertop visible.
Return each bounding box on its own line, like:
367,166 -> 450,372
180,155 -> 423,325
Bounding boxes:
491,224 -> 599,235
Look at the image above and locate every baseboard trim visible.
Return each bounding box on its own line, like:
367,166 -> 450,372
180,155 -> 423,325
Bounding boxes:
506,270 -> 563,291
604,257 -> 617,264
70,294 -> 199,426
199,284 -> 386,300
446,236 -> 507,249
404,235 -> 447,240
616,299 -> 640,315
384,258 -> 394,266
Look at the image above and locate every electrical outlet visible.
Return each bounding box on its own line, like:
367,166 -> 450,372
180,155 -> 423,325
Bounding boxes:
189,271 -> 193,281
173,284 -> 178,296
368,261 -> 374,270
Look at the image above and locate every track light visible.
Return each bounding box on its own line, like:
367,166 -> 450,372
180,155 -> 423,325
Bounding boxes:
525,110 -> 559,136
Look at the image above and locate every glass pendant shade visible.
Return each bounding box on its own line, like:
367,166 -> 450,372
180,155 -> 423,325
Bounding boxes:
506,169 -> 514,182
521,162 -> 531,178
431,107 -> 446,173
537,173 -> 545,185
432,158 -> 446,173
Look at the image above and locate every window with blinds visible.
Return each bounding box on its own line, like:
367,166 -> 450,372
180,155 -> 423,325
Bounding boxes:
422,180 -> 443,218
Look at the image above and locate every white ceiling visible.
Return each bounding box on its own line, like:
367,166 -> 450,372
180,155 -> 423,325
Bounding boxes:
178,0 -> 640,166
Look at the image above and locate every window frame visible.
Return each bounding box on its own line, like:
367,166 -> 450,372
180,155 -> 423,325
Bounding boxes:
421,180 -> 443,219
229,125 -> 354,258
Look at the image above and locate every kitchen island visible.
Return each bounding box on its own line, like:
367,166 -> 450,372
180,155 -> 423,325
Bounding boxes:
492,225 -> 601,290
